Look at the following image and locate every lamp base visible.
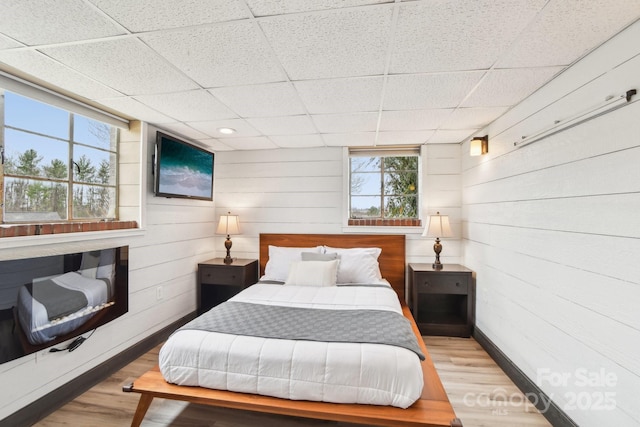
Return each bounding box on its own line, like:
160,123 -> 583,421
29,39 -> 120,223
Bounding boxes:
432,262 -> 443,270
224,236 -> 233,264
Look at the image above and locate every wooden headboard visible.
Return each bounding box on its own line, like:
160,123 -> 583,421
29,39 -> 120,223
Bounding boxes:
259,234 -> 406,302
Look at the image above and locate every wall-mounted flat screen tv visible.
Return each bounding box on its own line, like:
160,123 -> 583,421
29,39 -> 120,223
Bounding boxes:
154,131 -> 214,200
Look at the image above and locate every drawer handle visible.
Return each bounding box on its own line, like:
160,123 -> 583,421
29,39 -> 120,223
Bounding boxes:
456,282 -> 460,286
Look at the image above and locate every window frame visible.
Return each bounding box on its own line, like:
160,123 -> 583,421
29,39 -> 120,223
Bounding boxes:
344,146 -> 423,229
1,90 -> 120,224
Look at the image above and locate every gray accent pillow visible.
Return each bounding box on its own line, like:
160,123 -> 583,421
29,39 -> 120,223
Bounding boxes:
301,252 -> 338,261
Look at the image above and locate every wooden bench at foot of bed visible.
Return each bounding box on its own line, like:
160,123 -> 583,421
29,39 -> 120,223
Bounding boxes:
123,306 -> 462,427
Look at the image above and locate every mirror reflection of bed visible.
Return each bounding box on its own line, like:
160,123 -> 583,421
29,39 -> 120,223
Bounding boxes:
0,247 -> 129,364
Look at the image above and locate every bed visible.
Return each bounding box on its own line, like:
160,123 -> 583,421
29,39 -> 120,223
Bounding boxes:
124,234 -> 462,427
15,249 -> 116,346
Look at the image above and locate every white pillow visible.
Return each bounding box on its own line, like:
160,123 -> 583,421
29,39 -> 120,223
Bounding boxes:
79,250 -> 101,279
323,246 -> 383,284
284,260 -> 339,287
263,245 -> 322,282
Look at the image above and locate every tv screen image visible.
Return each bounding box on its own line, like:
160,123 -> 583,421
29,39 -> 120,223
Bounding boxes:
155,131 -> 214,200
0,246 -> 128,365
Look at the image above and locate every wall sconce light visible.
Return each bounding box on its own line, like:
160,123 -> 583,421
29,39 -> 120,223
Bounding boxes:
470,135 -> 489,156
216,212 -> 241,264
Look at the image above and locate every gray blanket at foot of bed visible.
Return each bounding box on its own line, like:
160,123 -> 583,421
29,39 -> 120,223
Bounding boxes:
26,278 -> 88,321
179,301 -> 425,360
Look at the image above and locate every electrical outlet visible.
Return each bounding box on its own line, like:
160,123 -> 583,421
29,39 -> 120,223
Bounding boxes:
156,285 -> 163,300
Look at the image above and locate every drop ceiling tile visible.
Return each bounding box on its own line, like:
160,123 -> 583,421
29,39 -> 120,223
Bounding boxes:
384,72 -> 484,110
441,107 -> 509,129
462,67 -> 564,107
311,112 -> 378,133
96,97 -> 174,123
391,0 -> 545,73
270,134 -> 325,148
134,90 -> 237,122
0,0 -> 124,45
377,131 -> 434,145
0,34 -> 22,50
322,132 -> 376,146
217,136 -> 278,150
195,138 -> 234,151
0,50 -> 122,100
379,109 -> 454,131
427,129 -> 477,144
210,82 -> 307,117
141,22 -> 285,88
496,0 -> 640,68
89,0 -> 249,32
41,38 -> 199,95
188,119 -> 261,137
246,0 -> 390,17
294,77 -> 384,114
259,6 -> 393,79
247,115 -> 316,136
157,123 -> 210,140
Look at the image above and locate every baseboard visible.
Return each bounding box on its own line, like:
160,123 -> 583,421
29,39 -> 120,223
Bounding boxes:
0,312 -> 195,427
473,327 -> 578,427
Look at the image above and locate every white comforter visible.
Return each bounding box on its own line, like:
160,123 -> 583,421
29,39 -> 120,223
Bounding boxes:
159,283 -> 424,408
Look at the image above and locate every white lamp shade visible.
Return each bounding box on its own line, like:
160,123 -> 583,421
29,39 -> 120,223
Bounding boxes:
422,213 -> 452,238
216,214 -> 240,235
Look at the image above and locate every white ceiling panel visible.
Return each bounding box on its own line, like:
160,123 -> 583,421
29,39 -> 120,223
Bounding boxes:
141,22 -> 286,88
311,112 -> 379,133
295,77 -> 384,114
89,0 -> 249,32
40,38 -> 199,95
0,0 -> 125,45
188,119 -> 261,138
0,34 -> 22,50
217,136 -> 279,150
440,107 -> 510,130
157,123 -> 210,140
195,138 -> 233,152
134,90 -> 237,122
391,0 -> 545,74
0,50 -> 122,100
377,131 -> 434,145
428,129 -> 477,144
247,115 -> 317,136
269,134 -> 326,148
379,109 -> 454,131
323,132 -> 376,147
384,72 -> 485,110
461,67 -> 565,107
259,6 -> 393,80
210,82 -> 307,117
496,0 -> 640,68
96,96 -> 174,123
246,0 -> 391,17
1,1 -> 637,151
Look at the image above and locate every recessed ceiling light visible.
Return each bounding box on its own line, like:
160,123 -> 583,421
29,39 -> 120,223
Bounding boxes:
218,127 -> 236,135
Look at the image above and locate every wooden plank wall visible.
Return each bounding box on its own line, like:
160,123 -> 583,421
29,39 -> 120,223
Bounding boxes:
461,21 -> 640,427
0,123 -> 217,420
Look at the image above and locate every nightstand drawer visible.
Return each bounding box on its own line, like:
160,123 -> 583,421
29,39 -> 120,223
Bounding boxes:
200,266 -> 243,286
416,274 -> 468,294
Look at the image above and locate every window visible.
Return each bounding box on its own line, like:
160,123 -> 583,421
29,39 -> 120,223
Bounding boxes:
348,147 -> 420,226
1,91 -> 118,223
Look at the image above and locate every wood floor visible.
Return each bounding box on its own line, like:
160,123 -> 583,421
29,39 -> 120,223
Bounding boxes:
34,336 -> 552,427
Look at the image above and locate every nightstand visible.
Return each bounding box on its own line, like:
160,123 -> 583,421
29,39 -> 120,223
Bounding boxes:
408,263 -> 474,337
197,258 -> 259,314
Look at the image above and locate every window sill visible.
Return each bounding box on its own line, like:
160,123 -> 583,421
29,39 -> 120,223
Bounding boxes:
0,220 -> 138,238
348,218 -> 422,227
